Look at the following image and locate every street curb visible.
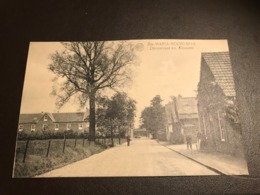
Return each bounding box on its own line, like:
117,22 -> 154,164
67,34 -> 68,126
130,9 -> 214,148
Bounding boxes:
159,143 -> 226,175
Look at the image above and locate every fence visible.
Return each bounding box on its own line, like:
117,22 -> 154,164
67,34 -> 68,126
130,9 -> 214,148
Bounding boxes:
15,135 -> 126,163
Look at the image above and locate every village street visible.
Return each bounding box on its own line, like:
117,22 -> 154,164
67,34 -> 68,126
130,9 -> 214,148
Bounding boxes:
38,138 -> 218,177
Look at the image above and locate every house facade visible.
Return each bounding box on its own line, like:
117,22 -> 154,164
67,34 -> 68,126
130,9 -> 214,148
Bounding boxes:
18,112 -> 89,133
165,96 -> 199,144
197,51 -> 243,156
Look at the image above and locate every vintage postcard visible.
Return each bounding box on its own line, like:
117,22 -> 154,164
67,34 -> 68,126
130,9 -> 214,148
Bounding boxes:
13,40 -> 248,177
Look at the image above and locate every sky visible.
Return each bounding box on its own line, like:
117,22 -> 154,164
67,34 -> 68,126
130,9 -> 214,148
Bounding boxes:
20,40 -> 229,127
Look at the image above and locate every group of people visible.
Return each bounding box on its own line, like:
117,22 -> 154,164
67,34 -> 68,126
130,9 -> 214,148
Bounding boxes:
185,131 -> 203,150
126,131 -> 203,149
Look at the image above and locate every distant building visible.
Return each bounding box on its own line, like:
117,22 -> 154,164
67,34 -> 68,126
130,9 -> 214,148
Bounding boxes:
165,96 -> 199,144
197,51 -> 243,155
133,128 -> 148,138
18,111 -> 89,133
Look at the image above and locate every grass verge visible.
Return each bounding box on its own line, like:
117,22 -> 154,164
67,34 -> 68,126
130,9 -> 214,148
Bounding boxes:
13,138 -> 125,177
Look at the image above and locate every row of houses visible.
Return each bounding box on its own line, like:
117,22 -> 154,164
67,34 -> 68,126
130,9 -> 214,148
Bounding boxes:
164,51 -> 243,156
165,96 -> 199,144
18,111 -> 89,133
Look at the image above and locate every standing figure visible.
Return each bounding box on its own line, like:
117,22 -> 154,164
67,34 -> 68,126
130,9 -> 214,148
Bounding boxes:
186,134 -> 192,150
127,135 -> 131,146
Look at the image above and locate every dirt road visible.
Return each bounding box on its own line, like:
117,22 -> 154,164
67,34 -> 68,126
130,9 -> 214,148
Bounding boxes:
38,138 -> 218,177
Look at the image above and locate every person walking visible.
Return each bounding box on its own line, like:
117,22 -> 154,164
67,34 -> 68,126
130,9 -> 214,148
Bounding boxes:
127,135 -> 131,146
186,134 -> 192,150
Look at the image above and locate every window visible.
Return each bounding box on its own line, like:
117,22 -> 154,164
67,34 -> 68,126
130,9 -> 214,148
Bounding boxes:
18,125 -> 23,132
67,123 -> 71,130
55,123 -> 59,130
44,115 -> 48,121
78,123 -> 83,130
42,124 -> 48,131
31,124 -> 36,131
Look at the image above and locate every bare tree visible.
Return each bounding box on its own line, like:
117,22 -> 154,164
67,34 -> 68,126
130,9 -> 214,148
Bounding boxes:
49,41 -> 136,140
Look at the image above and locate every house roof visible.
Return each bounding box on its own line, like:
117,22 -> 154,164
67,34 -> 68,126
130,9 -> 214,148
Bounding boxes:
165,97 -> 198,123
19,112 -> 87,123
202,52 -> 236,97
19,113 -> 43,124
52,112 -> 86,122
37,113 -> 56,122
176,97 -> 198,115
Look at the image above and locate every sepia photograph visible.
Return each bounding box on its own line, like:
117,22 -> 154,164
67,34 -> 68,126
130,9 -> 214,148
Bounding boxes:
13,39 -> 248,177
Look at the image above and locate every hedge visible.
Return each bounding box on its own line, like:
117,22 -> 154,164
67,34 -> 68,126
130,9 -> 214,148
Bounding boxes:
17,130 -> 88,140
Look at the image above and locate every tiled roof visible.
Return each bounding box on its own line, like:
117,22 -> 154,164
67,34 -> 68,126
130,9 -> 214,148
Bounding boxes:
202,52 -> 236,97
52,112 -> 86,122
19,113 -> 43,123
176,97 -> 198,115
19,112 -> 87,123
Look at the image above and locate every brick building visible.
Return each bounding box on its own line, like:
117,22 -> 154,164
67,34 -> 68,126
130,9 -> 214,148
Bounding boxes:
18,111 -> 89,133
197,51 -> 243,156
165,96 -> 199,144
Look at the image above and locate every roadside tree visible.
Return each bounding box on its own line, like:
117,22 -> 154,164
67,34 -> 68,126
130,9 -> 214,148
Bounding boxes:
96,92 -> 136,146
140,95 -> 167,138
49,42 -> 137,140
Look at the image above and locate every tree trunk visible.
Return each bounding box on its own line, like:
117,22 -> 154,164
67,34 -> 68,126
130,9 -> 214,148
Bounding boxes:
110,125 -> 114,147
118,126 -> 121,144
89,90 -> 96,141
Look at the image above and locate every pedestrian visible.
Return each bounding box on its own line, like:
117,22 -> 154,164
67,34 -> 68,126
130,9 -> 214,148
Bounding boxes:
127,135 -> 131,146
186,134 -> 192,150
